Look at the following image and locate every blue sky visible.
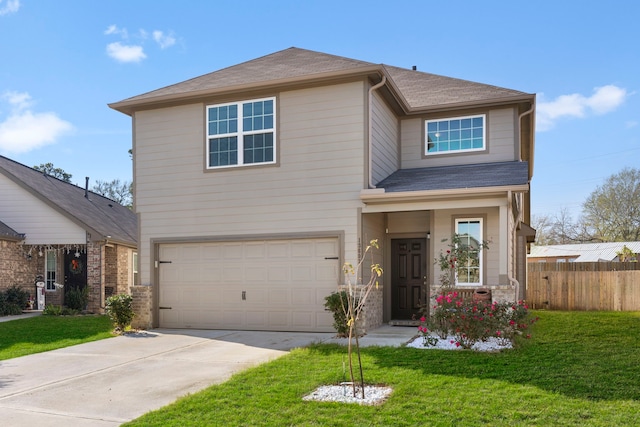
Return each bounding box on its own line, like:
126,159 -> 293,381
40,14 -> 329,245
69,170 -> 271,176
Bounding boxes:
0,1 -> 638,220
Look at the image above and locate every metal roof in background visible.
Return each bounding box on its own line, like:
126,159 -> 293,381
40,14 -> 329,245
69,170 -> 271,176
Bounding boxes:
529,242 -> 640,262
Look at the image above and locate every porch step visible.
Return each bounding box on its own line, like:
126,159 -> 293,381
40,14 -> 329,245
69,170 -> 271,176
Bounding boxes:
388,319 -> 420,327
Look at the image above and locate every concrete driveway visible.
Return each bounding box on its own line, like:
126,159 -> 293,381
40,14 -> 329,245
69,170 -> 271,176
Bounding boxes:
0,329 -> 334,426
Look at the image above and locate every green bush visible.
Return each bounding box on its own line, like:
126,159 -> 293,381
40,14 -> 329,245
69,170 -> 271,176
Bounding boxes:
43,304 -> 62,315
105,294 -> 135,332
65,286 -> 89,311
0,285 -> 30,316
324,291 -> 360,337
42,304 -> 79,316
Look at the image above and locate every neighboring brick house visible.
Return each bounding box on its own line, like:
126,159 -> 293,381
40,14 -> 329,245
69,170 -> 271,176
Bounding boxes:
110,47 -> 536,332
0,156 -> 137,312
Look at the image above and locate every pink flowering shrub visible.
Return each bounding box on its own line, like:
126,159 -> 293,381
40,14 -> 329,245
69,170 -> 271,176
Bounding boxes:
419,292 -> 538,349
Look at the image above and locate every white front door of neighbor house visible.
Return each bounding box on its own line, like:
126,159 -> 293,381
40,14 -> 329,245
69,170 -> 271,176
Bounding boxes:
157,238 -> 339,332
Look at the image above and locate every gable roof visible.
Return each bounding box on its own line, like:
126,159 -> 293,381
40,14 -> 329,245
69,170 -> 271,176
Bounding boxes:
0,156 -> 137,247
110,47 -> 533,115
0,220 -> 24,242
376,161 -> 529,193
529,242 -> 640,262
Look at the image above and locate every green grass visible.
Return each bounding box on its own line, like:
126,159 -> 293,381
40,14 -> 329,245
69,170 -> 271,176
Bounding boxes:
125,311 -> 640,426
0,315 -> 114,360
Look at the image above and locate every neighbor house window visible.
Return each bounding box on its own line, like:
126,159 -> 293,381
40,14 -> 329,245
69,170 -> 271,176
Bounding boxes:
455,218 -> 483,286
132,252 -> 139,286
425,114 -> 485,155
206,97 -> 276,168
45,250 -> 57,291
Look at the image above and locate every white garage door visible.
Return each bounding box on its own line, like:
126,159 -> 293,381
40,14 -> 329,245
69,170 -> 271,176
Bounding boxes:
158,238 -> 339,332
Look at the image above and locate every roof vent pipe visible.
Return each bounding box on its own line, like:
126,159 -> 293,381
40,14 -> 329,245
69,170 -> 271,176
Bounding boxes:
368,75 -> 387,188
85,177 -> 89,199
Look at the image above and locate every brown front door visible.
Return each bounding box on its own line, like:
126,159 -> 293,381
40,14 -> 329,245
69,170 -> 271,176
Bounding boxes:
391,238 -> 426,320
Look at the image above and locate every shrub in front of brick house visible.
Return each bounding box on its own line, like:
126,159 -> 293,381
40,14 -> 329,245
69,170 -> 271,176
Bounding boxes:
105,294 -> 135,332
421,292 -> 537,349
0,284 -> 30,316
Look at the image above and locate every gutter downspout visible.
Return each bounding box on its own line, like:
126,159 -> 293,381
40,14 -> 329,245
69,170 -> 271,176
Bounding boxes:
518,102 -> 535,175
513,103 -> 535,301
508,190 -> 522,301
368,75 -> 387,189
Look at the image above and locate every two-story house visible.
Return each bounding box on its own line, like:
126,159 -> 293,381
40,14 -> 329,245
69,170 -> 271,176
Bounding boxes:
110,47 -> 535,332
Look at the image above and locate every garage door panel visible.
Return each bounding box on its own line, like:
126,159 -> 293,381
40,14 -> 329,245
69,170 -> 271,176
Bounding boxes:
246,311 -> 268,326
266,265 -> 290,282
222,264 -> 244,281
291,289 -> 314,305
291,241 -> 314,258
223,243 -> 244,259
291,265 -> 314,282
268,311 -> 289,327
245,242 -> 266,258
159,238 -> 339,331
267,242 -> 290,258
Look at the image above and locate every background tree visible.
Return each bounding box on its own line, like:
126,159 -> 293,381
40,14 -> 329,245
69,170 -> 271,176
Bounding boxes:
33,163 -> 72,183
532,209 -> 595,245
92,179 -> 133,208
582,167 -> 640,242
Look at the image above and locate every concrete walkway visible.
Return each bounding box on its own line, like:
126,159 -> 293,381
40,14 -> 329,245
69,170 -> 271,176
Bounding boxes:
0,321 -> 416,426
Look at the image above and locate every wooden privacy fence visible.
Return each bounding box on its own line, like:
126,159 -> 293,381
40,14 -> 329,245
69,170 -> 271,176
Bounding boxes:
527,262 -> 640,311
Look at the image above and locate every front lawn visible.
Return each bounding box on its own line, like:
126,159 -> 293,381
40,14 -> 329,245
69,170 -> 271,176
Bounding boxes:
0,315 -> 114,360
125,311 -> 640,426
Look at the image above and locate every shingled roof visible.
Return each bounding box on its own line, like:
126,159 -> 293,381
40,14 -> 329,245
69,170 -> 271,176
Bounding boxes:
375,161 -> 529,193
0,156 -> 137,247
0,220 -> 24,241
110,47 -> 532,115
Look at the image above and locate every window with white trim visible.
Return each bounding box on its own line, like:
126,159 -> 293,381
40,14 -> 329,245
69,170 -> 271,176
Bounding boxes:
45,250 -> 57,291
425,114 -> 485,155
132,252 -> 139,286
206,97 -> 276,168
455,218 -> 483,286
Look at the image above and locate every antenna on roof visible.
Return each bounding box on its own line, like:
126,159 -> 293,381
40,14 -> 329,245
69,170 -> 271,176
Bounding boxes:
85,177 -> 89,199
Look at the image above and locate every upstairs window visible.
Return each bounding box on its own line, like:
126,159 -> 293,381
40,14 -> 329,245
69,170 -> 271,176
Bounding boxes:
425,114 -> 485,155
206,97 -> 276,168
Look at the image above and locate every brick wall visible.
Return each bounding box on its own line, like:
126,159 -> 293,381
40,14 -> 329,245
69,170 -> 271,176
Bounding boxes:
86,241 -> 102,313
130,285 -> 152,329
115,246 -> 130,294
359,286 -> 383,333
0,239 -> 40,296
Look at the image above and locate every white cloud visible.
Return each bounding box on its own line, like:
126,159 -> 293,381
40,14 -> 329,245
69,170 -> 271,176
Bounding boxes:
4,91 -> 32,110
104,25 -> 177,63
537,85 -> 627,131
106,42 -> 146,63
0,0 -> 20,16
104,24 -> 128,38
153,30 -> 176,49
0,92 -> 73,154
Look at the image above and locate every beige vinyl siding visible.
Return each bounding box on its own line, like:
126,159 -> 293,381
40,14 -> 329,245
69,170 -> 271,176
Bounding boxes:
0,174 -> 86,244
386,211 -> 429,234
370,91 -> 399,184
134,81 -> 367,287
400,108 -> 517,169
